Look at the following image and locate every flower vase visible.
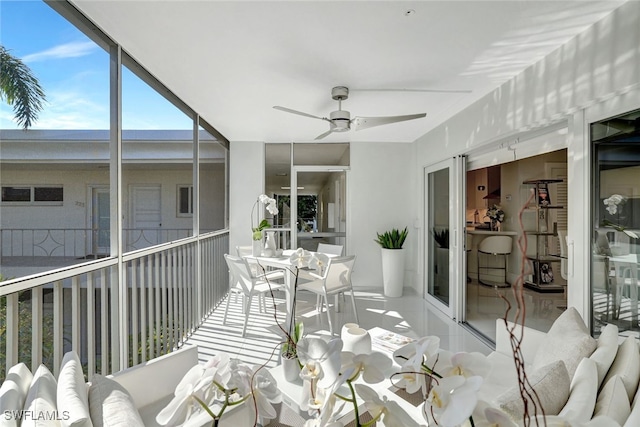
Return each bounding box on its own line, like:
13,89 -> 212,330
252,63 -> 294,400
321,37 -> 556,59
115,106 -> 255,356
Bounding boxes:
341,325 -> 371,355
281,355 -> 301,382
490,219 -> 498,231
252,238 -> 263,257
264,231 -> 277,257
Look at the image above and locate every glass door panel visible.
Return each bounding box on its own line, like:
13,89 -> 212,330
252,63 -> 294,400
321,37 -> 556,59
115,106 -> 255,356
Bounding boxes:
425,159 -> 455,316
293,168 -> 347,252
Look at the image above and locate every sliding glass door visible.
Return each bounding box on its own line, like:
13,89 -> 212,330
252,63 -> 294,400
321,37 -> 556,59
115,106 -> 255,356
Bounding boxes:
424,158 -> 463,318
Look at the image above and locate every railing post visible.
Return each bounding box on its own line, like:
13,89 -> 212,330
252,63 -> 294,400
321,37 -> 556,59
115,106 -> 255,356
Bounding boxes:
5,293 -> 19,372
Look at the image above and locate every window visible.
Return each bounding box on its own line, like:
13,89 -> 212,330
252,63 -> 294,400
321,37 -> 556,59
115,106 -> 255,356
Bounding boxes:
178,185 -> 193,215
1,186 -> 63,205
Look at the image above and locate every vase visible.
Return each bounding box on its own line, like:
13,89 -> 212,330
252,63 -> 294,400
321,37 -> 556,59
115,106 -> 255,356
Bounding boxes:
252,238 -> 263,257
264,231 -> 277,257
381,248 -> 405,297
341,325 -> 371,355
281,355 -> 301,382
490,219 -> 499,231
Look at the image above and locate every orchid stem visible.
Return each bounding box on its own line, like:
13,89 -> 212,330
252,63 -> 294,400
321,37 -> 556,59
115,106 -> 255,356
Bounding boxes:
347,379 -> 361,427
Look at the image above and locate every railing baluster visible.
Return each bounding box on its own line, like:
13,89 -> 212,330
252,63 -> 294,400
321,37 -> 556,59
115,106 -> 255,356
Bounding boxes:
148,254 -> 155,360
140,256 -> 147,363
167,250 -> 174,350
72,276 -> 81,354
31,287 -> 43,373
110,266 -> 119,373
161,252 -> 168,353
131,258 -> 139,366
5,293 -> 19,372
53,280 -> 63,377
100,269 -> 108,375
155,252 -> 161,356
87,272 -> 95,379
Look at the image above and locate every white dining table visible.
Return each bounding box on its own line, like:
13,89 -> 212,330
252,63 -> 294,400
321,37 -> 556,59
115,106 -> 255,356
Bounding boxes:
244,251 -> 338,331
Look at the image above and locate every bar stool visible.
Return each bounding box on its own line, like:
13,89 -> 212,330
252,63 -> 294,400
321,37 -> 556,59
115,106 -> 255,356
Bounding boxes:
477,235 -> 513,287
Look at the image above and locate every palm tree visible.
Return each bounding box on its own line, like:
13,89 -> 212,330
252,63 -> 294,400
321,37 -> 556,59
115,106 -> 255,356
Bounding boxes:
0,45 -> 46,130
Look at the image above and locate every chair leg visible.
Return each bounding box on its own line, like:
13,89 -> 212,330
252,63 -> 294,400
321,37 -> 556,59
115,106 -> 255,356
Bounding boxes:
349,290 -> 359,325
242,295 -> 252,337
324,295 -> 334,336
223,291 -> 232,325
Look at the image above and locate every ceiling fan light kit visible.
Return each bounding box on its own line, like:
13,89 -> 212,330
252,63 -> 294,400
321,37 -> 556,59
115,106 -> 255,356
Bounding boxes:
273,86 -> 427,140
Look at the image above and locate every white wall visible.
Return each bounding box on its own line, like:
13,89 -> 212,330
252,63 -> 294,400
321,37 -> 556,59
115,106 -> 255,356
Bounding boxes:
348,141 -> 415,290
229,141 -> 264,255
413,0 -> 640,323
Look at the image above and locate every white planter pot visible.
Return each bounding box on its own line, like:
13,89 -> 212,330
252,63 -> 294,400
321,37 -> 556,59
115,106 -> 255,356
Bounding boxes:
381,248 -> 405,297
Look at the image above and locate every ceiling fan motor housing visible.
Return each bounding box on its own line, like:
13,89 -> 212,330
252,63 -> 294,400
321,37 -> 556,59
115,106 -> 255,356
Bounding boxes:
330,110 -> 351,131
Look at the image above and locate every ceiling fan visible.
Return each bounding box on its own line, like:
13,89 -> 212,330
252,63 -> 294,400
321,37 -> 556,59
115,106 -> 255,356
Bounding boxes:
273,86 -> 428,140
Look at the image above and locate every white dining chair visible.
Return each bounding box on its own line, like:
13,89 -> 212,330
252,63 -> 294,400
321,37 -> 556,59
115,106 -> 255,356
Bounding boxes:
297,255 -> 358,335
317,243 -> 343,256
223,254 -> 285,337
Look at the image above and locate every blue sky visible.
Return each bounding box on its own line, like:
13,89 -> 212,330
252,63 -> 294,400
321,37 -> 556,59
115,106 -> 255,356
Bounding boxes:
0,0 -> 191,130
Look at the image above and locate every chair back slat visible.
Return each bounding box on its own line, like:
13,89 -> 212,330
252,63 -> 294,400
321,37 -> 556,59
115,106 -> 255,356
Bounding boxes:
317,243 -> 344,256
323,255 -> 356,292
224,254 -> 254,294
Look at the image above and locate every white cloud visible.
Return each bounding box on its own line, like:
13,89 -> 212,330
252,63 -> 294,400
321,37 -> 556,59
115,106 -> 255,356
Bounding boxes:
23,41 -> 97,63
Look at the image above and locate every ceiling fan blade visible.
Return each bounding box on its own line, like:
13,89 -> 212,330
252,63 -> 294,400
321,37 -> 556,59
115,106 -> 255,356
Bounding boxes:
273,106 -> 326,121
314,129 -> 334,140
352,88 -> 472,94
353,113 -> 426,131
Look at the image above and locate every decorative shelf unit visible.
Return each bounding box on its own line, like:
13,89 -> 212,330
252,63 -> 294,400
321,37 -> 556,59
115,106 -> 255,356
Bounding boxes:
522,179 -> 566,293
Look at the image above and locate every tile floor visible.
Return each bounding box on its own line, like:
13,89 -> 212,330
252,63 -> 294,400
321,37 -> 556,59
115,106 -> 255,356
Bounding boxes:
185,287 -> 493,367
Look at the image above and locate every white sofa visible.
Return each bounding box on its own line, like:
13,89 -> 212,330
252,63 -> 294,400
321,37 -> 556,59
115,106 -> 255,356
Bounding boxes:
479,307 -> 640,426
0,345 -> 249,427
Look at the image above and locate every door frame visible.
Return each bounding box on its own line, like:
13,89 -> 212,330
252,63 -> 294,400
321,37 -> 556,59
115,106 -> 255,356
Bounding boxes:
88,185 -> 111,256
423,157 -> 465,320
291,166 -> 349,251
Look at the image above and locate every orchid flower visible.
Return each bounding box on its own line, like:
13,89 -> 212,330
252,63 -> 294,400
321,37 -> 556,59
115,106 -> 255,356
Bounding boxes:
422,375 -> 483,427
304,368 -> 351,424
437,351 -> 491,379
297,337 -> 343,388
393,335 -> 440,367
309,252 -> 330,275
355,384 -> 420,427
247,367 -> 282,423
341,351 -> 391,384
394,360 -> 427,395
156,364 -> 218,425
289,248 -> 313,269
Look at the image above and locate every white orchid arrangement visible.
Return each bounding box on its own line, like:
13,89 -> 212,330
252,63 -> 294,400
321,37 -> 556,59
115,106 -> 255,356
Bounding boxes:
156,353 -> 281,427
252,194 -> 279,241
278,248 -> 330,360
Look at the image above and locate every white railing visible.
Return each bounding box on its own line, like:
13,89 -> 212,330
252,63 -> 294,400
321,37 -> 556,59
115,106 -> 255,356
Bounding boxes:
0,230 -> 229,381
0,228 -> 193,258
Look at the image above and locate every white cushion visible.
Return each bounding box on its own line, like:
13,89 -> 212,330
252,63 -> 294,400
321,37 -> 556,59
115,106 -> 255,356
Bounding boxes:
22,364 -> 60,427
0,363 -> 33,427
593,375 -> 630,426
532,307 -> 597,378
589,323 -> 619,388
88,375 -> 144,427
625,384 -> 640,427
558,357 -> 598,422
494,360 -> 570,420
57,352 -> 92,427
602,337 -> 640,401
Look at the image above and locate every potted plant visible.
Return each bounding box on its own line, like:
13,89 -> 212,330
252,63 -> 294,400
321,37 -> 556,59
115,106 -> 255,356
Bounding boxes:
374,227 -> 408,297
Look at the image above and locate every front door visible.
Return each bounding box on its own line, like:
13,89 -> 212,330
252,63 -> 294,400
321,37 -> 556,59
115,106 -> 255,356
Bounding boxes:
92,187 -> 110,255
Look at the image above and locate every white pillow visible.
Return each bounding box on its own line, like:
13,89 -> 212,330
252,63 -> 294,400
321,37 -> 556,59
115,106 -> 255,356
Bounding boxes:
494,360 -> 570,420
0,363 -> 33,427
558,357 -> 598,422
22,364 -> 60,427
589,323 -> 619,388
532,307 -> 597,378
602,337 -> 640,401
88,375 -> 144,427
594,375 -> 630,426
57,352 -> 92,427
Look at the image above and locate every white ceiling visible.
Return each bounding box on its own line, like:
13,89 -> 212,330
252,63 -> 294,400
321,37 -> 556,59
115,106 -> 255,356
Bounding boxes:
71,1 -> 625,143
